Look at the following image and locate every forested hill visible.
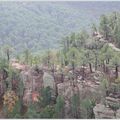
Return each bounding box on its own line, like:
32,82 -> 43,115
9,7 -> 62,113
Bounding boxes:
0,2 -> 120,53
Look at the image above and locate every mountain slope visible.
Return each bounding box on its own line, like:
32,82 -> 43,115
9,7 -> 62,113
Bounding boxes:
0,2 -> 120,53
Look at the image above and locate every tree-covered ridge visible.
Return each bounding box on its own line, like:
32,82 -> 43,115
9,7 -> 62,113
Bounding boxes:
0,2 -> 120,53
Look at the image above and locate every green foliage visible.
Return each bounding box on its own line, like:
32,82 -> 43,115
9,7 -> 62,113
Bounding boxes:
111,53 -> 120,66
109,103 -> 120,111
71,93 -> 80,118
55,96 -> 65,118
40,105 -> 55,118
1,2 -> 119,53
0,2 -> 101,53
100,78 -> 109,90
81,99 -> 95,119
91,23 -> 97,33
41,86 -> 52,107
1,4 -> 120,119
99,14 -> 110,40
76,30 -> 89,47
99,12 -> 120,48
7,100 -> 21,118
100,78 -> 109,105
24,104 -> 39,118
66,47 -> 79,66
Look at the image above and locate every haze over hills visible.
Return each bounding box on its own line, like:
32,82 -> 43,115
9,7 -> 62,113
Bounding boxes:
0,1 -> 120,53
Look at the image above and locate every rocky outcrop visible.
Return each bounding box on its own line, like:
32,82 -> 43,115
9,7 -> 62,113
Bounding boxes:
20,66 -> 44,105
57,79 -> 101,118
57,80 -> 81,100
57,80 -> 80,118
93,103 -> 120,119
94,95 -> 120,119
10,59 -> 29,71
93,104 -> 115,119
106,96 -> 120,108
